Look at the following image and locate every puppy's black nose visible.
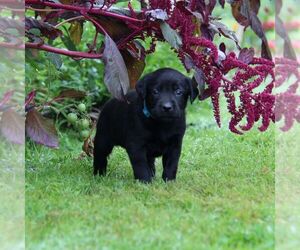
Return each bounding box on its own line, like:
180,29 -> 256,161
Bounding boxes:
162,102 -> 173,112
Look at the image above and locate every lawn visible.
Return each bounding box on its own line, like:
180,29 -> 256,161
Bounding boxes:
25,102 -> 275,250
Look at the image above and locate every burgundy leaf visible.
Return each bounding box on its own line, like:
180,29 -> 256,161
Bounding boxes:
91,15 -> 132,42
126,40 -> 146,60
199,88 -> 214,101
260,39 -> 272,61
275,15 -> 297,60
0,109 -> 25,145
235,0 -> 272,60
25,90 -> 36,112
145,9 -> 168,21
231,0 -> 260,27
248,12 -> 272,59
206,0 -> 217,14
0,90 -> 14,110
183,54 -> 195,71
189,0 -> 216,23
240,0 -> 261,23
103,34 -> 130,100
160,21 -> 182,50
219,42 -> 226,53
25,90 -> 36,104
199,25 -> 215,41
183,55 -> 207,99
56,89 -> 87,100
121,49 -> 145,89
238,48 -> 254,64
193,67 -> 206,98
25,108 -> 59,148
209,20 -> 240,48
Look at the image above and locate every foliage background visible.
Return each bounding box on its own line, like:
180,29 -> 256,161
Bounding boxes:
25,0 -> 275,130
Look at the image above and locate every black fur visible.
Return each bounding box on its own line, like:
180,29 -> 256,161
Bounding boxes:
93,68 -> 198,183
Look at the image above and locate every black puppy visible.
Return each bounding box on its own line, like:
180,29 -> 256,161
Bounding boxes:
93,68 -> 198,183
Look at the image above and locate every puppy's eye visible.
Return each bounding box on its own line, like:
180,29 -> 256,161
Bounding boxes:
152,89 -> 159,95
175,89 -> 183,96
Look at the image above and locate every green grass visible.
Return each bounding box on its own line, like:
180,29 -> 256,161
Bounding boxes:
25,103 -> 274,250
0,141 -> 25,250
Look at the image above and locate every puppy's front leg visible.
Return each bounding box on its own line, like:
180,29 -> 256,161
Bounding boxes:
162,137 -> 183,182
126,146 -> 152,183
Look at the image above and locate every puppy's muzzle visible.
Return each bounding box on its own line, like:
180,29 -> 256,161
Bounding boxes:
161,102 -> 173,112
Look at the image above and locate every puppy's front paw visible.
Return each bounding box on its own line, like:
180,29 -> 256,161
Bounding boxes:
133,169 -> 153,183
162,171 -> 177,182
93,166 -> 106,176
135,176 -> 152,184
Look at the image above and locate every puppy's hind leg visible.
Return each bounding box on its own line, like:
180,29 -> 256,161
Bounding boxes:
93,132 -> 113,176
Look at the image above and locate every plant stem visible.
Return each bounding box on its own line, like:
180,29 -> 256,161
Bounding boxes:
0,0 -> 23,8
26,43 -> 103,59
0,5 -> 25,12
0,42 -> 25,50
117,26 -> 146,49
89,31 -> 99,52
26,6 -> 61,12
25,0 -> 145,24
54,15 -> 85,28
81,13 -> 107,35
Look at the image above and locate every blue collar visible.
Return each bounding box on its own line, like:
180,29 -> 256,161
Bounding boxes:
143,100 -> 151,118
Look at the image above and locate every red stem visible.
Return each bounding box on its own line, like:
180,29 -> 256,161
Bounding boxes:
0,42 -> 25,50
0,6 -> 25,12
0,0 -> 24,8
25,0 -> 145,24
81,13 -> 107,34
26,42 -> 103,59
117,26 -> 146,49
89,31 -> 99,52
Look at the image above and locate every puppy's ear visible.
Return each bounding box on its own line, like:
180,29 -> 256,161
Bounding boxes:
136,74 -> 151,99
187,77 -> 199,104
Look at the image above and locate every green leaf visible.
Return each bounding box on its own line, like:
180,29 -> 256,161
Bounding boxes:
47,52 -> 63,69
61,26 -> 77,51
28,28 -> 41,36
5,28 -> 19,36
68,21 -> 83,45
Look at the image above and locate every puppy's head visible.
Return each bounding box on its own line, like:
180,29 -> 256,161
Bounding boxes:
136,68 -> 199,120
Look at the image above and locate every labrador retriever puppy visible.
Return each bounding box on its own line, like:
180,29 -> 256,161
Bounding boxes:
93,68 -> 198,183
